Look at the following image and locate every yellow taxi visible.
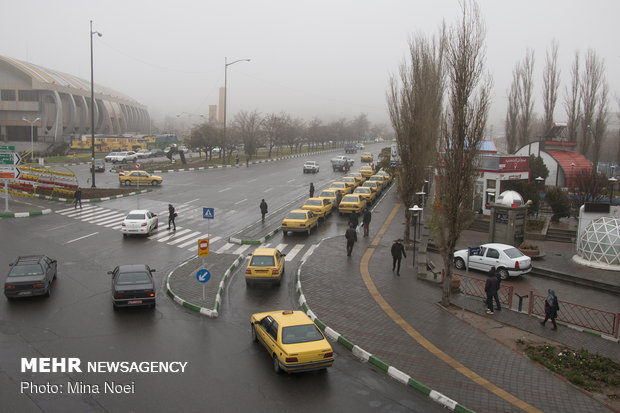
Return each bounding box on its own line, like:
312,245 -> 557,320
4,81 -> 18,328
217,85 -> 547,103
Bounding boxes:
362,180 -> 381,194
317,189 -> 342,207
250,310 -> 334,373
347,172 -> 366,184
302,197 -> 333,219
361,152 -> 373,163
329,182 -> 353,196
341,176 -> 359,189
353,186 -> 376,205
359,166 -> 374,178
368,175 -> 387,191
119,170 -> 163,186
338,194 -> 367,214
281,209 -> 319,235
245,248 -> 286,286
376,170 -> 392,184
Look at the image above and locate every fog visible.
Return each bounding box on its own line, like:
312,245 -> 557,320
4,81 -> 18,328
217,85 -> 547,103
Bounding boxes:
2,0 -> 619,133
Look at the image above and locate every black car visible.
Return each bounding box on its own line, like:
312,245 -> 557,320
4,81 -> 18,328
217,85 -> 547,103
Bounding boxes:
149,148 -> 165,158
90,159 -> 105,173
109,264 -> 156,310
4,255 -> 57,299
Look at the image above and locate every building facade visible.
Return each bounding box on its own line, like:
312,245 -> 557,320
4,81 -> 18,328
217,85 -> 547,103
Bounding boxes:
0,55 -> 150,145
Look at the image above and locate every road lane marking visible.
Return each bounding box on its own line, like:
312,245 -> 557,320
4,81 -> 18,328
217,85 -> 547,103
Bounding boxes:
179,234 -> 218,249
185,198 -> 201,204
360,203 -> 542,413
248,178 -> 257,183
157,228 -> 192,242
78,209 -> 117,220
65,232 -> 99,244
287,179 -> 295,183
216,243 -> 234,253
89,213 -> 125,224
234,198 -> 247,205
233,244 -> 251,254
60,206 -> 99,216
275,243 -> 286,251
96,216 -> 125,226
264,188 -> 273,192
47,223 -> 74,231
284,244 -> 304,261
218,187 -> 231,193
149,228 -> 183,239
167,231 -> 201,245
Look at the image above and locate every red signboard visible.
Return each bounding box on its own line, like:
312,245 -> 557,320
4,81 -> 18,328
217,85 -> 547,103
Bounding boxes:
499,156 -> 529,171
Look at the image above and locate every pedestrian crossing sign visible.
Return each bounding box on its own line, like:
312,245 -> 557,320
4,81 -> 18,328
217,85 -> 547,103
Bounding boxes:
203,207 -> 214,219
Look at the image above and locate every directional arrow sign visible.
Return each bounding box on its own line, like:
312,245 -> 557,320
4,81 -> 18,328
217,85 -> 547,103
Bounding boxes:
196,269 -> 211,283
0,166 -> 19,179
0,145 -> 15,151
13,153 -> 21,165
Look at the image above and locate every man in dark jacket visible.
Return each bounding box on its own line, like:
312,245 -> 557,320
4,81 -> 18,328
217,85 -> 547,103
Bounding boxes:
309,183 -> 315,198
348,212 -> 359,229
74,188 -> 82,209
168,204 -> 176,231
345,224 -> 357,257
391,239 -> 406,275
489,266 -> 501,311
362,208 -> 372,237
484,269 -> 500,314
259,199 -> 268,222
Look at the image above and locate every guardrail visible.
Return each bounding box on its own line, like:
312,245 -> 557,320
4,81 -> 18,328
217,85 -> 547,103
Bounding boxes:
453,274 -> 514,308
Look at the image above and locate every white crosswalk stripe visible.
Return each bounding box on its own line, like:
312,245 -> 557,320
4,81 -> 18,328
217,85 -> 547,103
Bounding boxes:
89,213 -> 125,224
233,244 -> 251,254
68,209 -> 107,220
82,210 -> 120,222
157,228 -> 192,242
56,205 -> 88,213
283,244 -> 304,261
60,206 -> 100,217
274,243 -> 286,251
216,243 -> 234,253
180,234 -> 217,249
96,215 -> 125,226
167,231 -> 202,245
149,227 -> 182,239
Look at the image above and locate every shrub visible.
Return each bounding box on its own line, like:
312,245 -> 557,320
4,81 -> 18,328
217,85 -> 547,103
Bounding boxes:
544,187 -> 570,222
519,241 -> 539,250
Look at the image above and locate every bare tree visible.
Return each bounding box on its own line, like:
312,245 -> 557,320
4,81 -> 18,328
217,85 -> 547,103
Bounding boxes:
261,113 -> 288,158
505,68 -> 520,153
351,114 -> 370,140
542,39 -> 560,136
590,77 -> 609,172
387,29 -> 445,242
517,49 -> 535,147
617,100 -> 620,171
435,1 -> 492,306
564,51 -> 581,142
233,110 -> 262,161
580,49 -> 606,159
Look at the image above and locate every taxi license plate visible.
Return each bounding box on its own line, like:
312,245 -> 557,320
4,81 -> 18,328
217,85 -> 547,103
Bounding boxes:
128,300 -> 142,305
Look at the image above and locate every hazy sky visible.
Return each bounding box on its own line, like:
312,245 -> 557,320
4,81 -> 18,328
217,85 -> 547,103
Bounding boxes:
3,0 -> 619,133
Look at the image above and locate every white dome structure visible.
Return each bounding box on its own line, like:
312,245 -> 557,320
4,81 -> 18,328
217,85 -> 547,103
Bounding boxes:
496,190 -> 524,207
576,217 -> 620,268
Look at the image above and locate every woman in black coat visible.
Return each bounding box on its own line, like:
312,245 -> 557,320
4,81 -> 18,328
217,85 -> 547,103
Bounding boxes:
540,289 -> 560,330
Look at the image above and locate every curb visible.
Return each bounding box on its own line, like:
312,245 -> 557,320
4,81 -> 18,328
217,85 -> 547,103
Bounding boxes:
1,187 -> 153,204
0,208 -> 53,218
229,228 -> 279,245
165,254 -> 244,317
295,239 -> 475,413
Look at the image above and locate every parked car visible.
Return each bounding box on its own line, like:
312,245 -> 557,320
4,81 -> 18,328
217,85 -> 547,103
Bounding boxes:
329,182 -> 353,196
303,161 -> 320,174
121,209 -> 159,237
330,155 -> 355,172
90,158 -> 105,173
105,152 -> 121,162
338,194 -> 367,215
301,197 -> 333,219
353,186 -> 376,205
149,148 -> 165,158
135,149 -> 151,159
4,255 -> 57,299
281,209 -> 319,235
453,243 -> 532,279
245,248 -> 286,286
361,152 -> 373,163
317,189 -> 342,207
105,151 -> 137,164
119,170 -> 162,186
109,264 -> 156,310
250,310 -> 334,373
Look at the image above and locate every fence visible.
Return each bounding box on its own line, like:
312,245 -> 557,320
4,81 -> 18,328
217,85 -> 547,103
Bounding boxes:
529,292 -> 619,338
452,273 -> 620,338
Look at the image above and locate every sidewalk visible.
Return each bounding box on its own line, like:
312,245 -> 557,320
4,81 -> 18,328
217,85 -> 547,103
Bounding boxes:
298,189 -> 616,413
0,192 -> 52,217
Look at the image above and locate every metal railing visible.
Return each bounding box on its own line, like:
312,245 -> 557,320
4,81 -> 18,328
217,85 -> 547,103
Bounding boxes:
453,274 -> 514,308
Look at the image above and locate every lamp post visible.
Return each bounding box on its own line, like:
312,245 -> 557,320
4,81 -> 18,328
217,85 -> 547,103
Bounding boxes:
90,20 -> 102,188
535,176 -> 545,216
223,57 -> 250,166
409,205 -> 423,269
22,116 -> 40,162
609,177 -> 617,205
415,191 -> 426,237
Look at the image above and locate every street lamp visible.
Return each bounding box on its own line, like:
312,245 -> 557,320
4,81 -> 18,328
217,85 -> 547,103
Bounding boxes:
409,205 -> 423,269
535,176 -> 545,216
609,177 -> 617,205
90,20 -> 102,188
22,116 -> 40,162
223,57 -> 250,166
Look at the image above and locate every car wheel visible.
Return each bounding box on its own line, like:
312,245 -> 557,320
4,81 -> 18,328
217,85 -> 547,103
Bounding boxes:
454,257 -> 466,270
151,302 -> 156,309
124,180 -> 131,185
498,268 -> 509,280
151,180 -> 158,186
273,356 -> 282,374
123,233 -> 127,238
251,325 -> 258,342
113,303 -> 118,311
45,283 -> 51,298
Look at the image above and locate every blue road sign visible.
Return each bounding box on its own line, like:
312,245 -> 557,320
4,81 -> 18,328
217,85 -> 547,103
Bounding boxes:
468,246 -> 482,256
203,207 -> 214,219
196,269 -> 211,283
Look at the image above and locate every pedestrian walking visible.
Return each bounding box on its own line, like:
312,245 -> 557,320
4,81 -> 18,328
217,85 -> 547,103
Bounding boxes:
484,269 -> 500,314
490,266 -> 501,311
74,188 -> 82,209
343,160 -> 350,173
345,224 -> 357,257
235,153 -> 239,167
168,203 -> 177,230
391,239 -> 407,275
259,199 -> 268,222
540,289 -> 560,330
348,212 -> 359,229
309,182 -> 315,198
362,208 -> 371,237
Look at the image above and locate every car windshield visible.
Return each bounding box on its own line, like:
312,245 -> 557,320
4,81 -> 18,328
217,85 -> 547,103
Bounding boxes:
9,264 -> 43,276
503,247 -> 524,259
363,182 -> 375,187
281,324 -> 324,344
305,200 -> 322,206
319,191 -> 334,197
126,213 -> 146,220
355,188 -> 369,193
342,196 -> 358,202
250,255 -> 275,267
332,183 -> 344,188
116,271 -> 151,285
286,212 -> 308,220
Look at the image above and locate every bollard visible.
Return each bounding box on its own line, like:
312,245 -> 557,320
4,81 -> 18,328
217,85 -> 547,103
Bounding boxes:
514,293 -> 528,312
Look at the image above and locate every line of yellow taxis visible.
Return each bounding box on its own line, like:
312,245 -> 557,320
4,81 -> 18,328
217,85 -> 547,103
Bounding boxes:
247,163 -> 393,373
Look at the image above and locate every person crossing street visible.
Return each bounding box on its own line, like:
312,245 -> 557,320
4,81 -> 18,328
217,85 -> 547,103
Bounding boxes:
168,203 -> 177,231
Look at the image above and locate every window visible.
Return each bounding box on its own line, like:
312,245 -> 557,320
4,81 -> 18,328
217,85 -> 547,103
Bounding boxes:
18,90 -> 38,101
1,90 -> 16,101
486,249 -> 500,259
486,179 -> 496,189
267,321 -> 278,341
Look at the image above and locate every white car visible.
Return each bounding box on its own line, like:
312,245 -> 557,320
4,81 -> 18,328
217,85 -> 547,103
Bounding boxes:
303,161 -> 319,173
121,210 -> 159,237
453,243 -> 532,279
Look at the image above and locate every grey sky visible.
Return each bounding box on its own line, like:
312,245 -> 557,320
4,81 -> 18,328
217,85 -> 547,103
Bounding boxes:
3,0 -> 619,132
